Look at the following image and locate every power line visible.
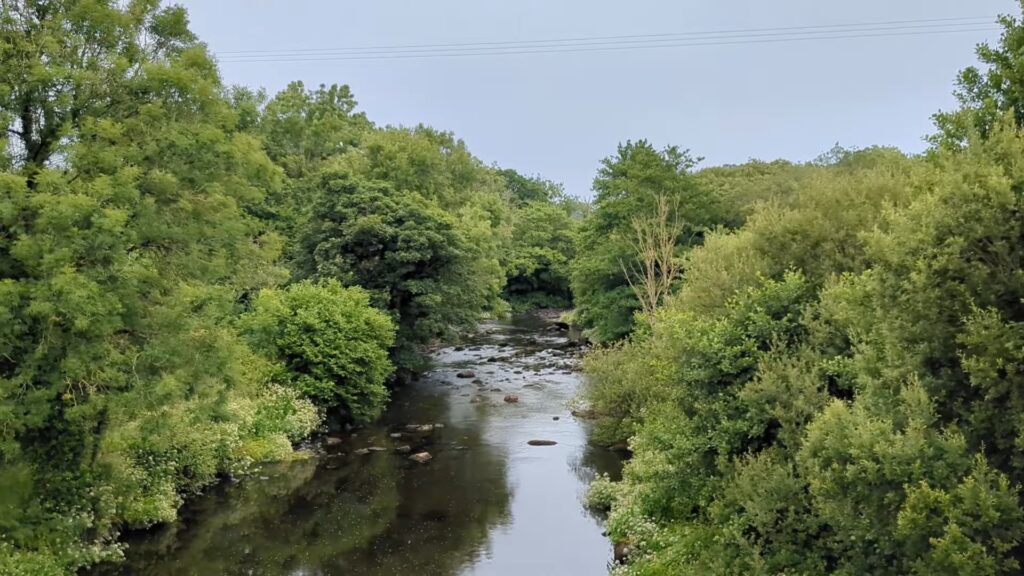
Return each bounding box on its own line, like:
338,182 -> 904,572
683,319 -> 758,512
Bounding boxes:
217,15 -> 995,56
217,24 -> 998,63
219,21 -> 995,60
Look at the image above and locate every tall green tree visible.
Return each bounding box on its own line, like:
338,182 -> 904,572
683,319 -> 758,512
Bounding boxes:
297,173 -> 491,372
0,2 -> 316,572
259,81 -> 371,179
503,200 -> 577,310
934,6 -> 1024,146
571,140 -> 718,342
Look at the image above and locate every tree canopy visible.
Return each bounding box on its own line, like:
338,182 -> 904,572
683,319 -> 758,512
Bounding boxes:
584,7 -> 1024,575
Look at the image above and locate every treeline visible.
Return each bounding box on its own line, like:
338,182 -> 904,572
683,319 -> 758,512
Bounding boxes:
582,7 -> 1024,575
0,2 -> 579,573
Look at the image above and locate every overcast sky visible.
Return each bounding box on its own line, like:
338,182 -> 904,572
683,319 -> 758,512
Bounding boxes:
175,0 -> 1014,198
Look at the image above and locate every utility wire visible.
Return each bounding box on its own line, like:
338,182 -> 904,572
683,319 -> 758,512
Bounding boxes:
216,15 -> 991,55
217,15 -> 995,56
217,23 -> 998,63
219,22 -> 995,60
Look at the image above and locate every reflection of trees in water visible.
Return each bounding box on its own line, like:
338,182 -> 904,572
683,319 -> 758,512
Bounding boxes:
571,424 -> 625,484
569,424 -> 626,523
99,421 -> 511,576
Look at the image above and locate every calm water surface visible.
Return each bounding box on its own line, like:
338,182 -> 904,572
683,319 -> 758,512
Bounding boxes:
92,314 -> 623,576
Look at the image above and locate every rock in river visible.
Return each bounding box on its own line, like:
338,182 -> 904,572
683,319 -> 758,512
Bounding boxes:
324,436 -> 343,446
503,394 -> 519,403
527,439 -> 557,446
456,370 -> 476,378
405,424 -> 435,433
395,445 -> 412,454
409,452 -> 433,464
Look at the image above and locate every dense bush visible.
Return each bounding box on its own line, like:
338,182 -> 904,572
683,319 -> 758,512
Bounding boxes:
584,9 -> 1024,571
243,280 -> 395,422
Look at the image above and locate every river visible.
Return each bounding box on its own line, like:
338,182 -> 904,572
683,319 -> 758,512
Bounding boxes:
91,314 -> 624,576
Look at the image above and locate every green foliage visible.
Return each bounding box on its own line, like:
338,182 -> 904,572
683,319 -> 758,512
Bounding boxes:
588,124 -> 1024,574
259,81 -> 372,179
934,5 -> 1024,147
497,168 -> 564,205
571,140 -> 721,342
503,200 -> 577,310
244,280 -> 395,422
296,173 -> 496,371
0,2 -> 317,571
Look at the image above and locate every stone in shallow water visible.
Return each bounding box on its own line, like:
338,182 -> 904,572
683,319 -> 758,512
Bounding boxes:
395,445 -> 411,454
527,439 -> 557,446
409,452 -> 433,464
503,394 -> 519,403
456,370 -> 475,378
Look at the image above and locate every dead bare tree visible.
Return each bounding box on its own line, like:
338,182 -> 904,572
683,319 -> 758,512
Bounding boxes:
620,193 -> 686,319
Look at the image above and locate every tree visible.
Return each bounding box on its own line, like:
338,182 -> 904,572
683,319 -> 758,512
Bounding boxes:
297,174 -> 486,372
243,280 -> 395,422
934,7 -> 1024,146
571,140 -> 718,342
0,0 -> 197,186
503,200 -> 577,310
0,2 -> 314,572
497,168 -> 563,205
259,81 -> 372,179
620,192 -> 686,319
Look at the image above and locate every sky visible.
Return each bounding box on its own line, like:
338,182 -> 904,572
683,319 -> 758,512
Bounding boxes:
176,0 -> 1015,199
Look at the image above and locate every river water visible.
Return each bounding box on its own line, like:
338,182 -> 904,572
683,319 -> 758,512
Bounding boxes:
92,314 -> 623,576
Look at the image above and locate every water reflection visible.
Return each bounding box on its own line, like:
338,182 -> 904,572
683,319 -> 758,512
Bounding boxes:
91,315 -> 622,576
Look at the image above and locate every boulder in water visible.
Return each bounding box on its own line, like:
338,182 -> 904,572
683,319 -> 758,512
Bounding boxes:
456,370 -> 475,378
409,452 -> 433,464
527,439 -> 557,446
503,394 -> 519,403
